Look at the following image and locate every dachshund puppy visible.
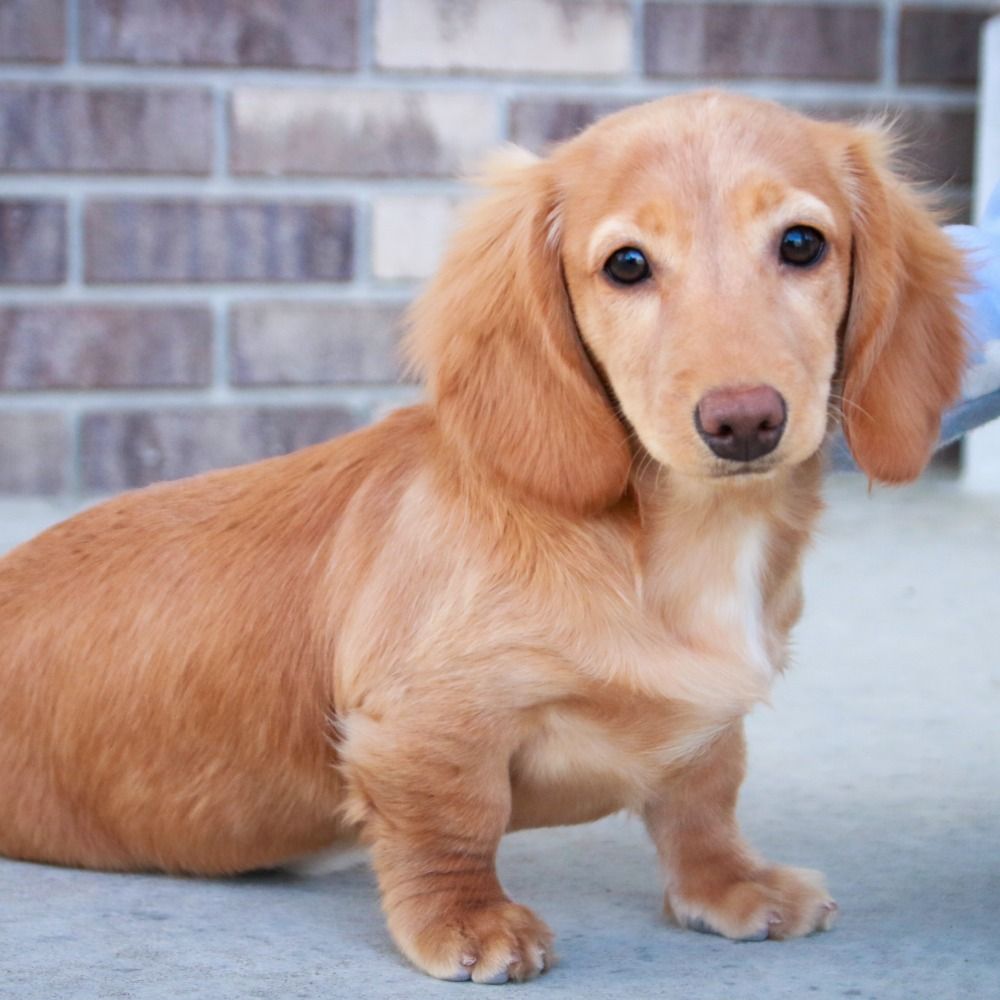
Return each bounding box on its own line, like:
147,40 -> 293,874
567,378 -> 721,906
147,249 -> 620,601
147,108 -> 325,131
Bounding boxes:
0,93 -> 966,984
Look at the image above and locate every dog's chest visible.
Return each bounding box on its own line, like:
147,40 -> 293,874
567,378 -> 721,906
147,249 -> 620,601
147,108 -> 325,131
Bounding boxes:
644,513 -> 776,679
689,519 -> 771,674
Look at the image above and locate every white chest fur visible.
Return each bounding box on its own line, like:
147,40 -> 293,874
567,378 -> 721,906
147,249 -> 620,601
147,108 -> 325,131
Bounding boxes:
698,519 -> 772,677
646,511 -> 776,682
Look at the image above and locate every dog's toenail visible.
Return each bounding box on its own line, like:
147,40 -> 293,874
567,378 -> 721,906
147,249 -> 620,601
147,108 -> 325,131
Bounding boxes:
478,970 -> 510,985
768,913 -> 784,926
822,901 -> 838,912
461,954 -> 477,967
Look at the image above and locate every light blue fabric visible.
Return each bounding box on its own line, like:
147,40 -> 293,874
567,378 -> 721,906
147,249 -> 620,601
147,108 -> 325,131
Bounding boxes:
831,186 -> 1000,466
941,184 -> 1000,443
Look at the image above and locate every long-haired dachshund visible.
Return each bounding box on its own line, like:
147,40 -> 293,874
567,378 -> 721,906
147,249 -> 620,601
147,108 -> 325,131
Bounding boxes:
0,92 -> 966,983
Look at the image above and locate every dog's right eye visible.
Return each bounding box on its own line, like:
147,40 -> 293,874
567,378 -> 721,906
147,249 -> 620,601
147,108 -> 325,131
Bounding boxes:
604,247 -> 650,285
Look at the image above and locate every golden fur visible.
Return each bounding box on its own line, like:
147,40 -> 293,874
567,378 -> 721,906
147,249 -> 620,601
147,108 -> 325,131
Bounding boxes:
0,93 -> 966,983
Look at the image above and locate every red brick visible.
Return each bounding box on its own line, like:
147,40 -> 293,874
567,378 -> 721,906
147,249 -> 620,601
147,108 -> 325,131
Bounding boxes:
0,306 -> 212,390
899,7 -> 989,86
80,406 -> 363,491
0,85 -> 213,175
0,0 -> 65,63
81,0 -> 357,70
644,3 -> 882,81
84,201 -> 354,284
229,302 -> 407,385
0,201 -> 66,285
0,412 -> 69,494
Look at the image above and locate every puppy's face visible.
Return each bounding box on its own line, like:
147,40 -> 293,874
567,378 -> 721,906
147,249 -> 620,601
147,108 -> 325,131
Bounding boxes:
413,91 -> 963,508
558,95 -> 852,480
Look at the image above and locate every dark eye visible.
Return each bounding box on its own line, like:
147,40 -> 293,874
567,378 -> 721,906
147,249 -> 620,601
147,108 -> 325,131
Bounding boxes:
779,226 -> 826,267
604,246 -> 650,285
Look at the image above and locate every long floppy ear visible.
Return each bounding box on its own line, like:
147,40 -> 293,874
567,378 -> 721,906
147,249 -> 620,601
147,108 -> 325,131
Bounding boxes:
406,150 -> 631,513
836,125 -> 967,484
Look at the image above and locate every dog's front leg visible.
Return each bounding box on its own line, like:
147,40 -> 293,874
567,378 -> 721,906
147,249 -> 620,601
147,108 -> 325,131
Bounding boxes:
642,721 -> 837,941
341,711 -> 553,984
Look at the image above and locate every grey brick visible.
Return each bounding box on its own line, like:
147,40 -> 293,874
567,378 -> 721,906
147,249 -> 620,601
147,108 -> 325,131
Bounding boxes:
80,406 -> 363,491
230,302 -> 407,386
0,201 -> 66,285
0,0 -> 65,63
899,7 -> 989,86
0,306 -> 212,390
644,3 -> 882,81
0,411 -> 69,494
0,85 -> 213,175
81,0 -> 357,70
85,201 -> 354,284
230,89 -> 497,178
371,195 -> 462,281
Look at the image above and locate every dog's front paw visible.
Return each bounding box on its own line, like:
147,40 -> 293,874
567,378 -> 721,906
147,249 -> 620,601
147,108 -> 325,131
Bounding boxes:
394,900 -> 554,984
667,865 -> 837,942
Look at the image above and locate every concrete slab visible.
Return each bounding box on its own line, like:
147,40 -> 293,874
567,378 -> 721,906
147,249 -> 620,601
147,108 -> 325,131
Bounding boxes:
1,475 -> 998,999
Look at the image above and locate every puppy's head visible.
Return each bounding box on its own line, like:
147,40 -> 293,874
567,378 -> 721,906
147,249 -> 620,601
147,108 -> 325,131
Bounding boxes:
409,92 -> 967,510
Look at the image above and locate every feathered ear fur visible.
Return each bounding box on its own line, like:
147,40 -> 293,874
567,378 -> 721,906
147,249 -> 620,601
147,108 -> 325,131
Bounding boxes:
406,150 -> 632,513
836,126 -> 967,484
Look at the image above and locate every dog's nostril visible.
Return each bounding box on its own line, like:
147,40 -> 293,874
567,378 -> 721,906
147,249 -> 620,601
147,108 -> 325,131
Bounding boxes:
695,385 -> 787,463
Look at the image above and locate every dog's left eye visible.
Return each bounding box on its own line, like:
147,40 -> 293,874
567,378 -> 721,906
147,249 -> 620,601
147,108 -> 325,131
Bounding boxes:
604,247 -> 651,285
780,226 -> 826,267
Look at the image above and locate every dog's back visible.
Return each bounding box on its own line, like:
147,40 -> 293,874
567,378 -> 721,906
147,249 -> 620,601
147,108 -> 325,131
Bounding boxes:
0,405 -> 429,874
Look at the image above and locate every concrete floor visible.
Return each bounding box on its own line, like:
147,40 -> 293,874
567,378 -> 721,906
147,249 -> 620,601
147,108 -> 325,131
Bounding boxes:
0,474 -> 998,999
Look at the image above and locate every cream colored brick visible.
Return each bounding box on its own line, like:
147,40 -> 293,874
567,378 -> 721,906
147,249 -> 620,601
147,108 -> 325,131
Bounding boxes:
232,89 -> 499,177
375,0 -> 632,76
372,195 -> 465,281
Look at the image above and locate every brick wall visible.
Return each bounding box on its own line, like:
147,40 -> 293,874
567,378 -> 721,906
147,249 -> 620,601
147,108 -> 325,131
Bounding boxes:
0,0 -> 991,497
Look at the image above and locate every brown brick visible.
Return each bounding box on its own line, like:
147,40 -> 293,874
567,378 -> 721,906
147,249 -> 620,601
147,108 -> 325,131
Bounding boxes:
231,89 -> 497,178
0,0 -> 65,63
0,85 -> 213,175
375,0 -> 632,76
85,200 -> 354,284
230,302 -> 407,386
0,306 -> 212,390
0,201 -> 66,285
81,0 -> 357,69
0,412 -> 69,494
799,102 -> 975,189
509,97 -> 635,152
80,406 -> 363,491
644,3 -> 882,81
896,107 -> 976,187
899,7 -> 989,86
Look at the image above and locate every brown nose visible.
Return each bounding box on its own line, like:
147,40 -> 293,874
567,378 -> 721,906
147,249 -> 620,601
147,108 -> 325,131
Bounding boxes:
695,385 -> 787,462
